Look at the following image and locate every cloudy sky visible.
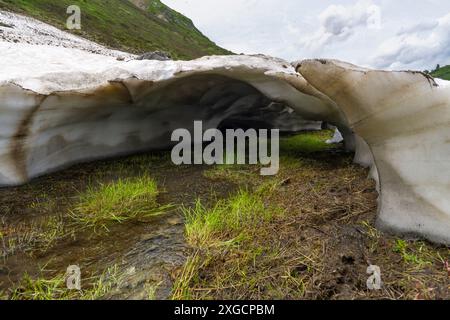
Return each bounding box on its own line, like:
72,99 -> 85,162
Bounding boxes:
164,0 -> 450,70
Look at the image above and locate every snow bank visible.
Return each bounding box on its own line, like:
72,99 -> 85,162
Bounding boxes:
0,10 -> 132,58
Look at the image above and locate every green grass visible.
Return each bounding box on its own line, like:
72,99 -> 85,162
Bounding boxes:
203,164 -> 256,185
8,265 -> 123,300
1,216 -> 68,258
203,131 -> 338,184
172,188 -> 283,299
431,65 -> 450,80
0,0 -> 231,59
183,189 -> 280,248
393,239 -> 433,268
70,175 -> 171,231
10,273 -> 68,300
280,130 -> 337,155
180,138 -> 333,300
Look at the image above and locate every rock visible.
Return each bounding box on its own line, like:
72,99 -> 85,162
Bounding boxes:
135,51 -> 171,61
125,266 -> 136,276
167,216 -> 183,226
0,43 -> 450,245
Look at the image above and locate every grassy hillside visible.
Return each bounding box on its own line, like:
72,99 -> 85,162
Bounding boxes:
0,0 -> 231,59
431,65 -> 450,80
129,0 -> 201,32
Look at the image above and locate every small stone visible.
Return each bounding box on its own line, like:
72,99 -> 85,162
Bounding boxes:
125,266 -> 136,276
167,216 -> 182,226
140,233 -> 156,241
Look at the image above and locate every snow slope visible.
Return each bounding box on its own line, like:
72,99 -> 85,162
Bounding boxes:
0,10 -> 133,58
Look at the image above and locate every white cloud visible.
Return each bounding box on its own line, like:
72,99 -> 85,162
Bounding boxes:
302,0 -> 381,52
163,0 -> 450,70
372,12 -> 450,70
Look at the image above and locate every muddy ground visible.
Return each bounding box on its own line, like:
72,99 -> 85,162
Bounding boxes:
0,131 -> 448,300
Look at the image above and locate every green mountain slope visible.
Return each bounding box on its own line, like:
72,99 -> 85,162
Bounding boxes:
0,0 -> 231,59
431,65 -> 450,81
129,0 -> 201,32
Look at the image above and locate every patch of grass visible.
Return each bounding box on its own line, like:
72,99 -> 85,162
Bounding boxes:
203,164 -> 258,185
172,188 -> 284,299
393,239 -> 433,267
280,130 -> 338,155
171,252 -> 205,300
1,216 -> 68,258
81,265 -> 124,300
10,272 -> 67,300
183,189 -> 280,248
36,216 -> 67,250
203,130 -> 340,184
8,264 -> 123,300
2,139 -> 448,300
70,175 -> 172,231
360,220 -> 382,253
144,281 -> 163,300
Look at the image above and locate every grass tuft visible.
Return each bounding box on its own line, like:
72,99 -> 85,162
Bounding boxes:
8,265 -> 123,300
182,189 -> 281,248
70,175 -> 171,231
393,239 -> 433,267
1,216 -> 68,258
172,188 -> 283,299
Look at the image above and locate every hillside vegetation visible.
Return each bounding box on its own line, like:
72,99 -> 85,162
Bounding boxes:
0,0 -> 231,59
431,65 -> 450,80
129,0 -> 201,32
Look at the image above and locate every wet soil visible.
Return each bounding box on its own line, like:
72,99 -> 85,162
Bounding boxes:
0,145 -> 448,300
0,152 -> 236,299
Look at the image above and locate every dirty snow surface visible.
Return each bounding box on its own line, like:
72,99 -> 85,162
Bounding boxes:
0,10 -> 133,58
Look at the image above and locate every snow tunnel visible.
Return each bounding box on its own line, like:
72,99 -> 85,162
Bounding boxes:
1,51 -> 449,244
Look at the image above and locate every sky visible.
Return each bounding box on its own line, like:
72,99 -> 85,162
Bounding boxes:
163,0 -> 450,70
